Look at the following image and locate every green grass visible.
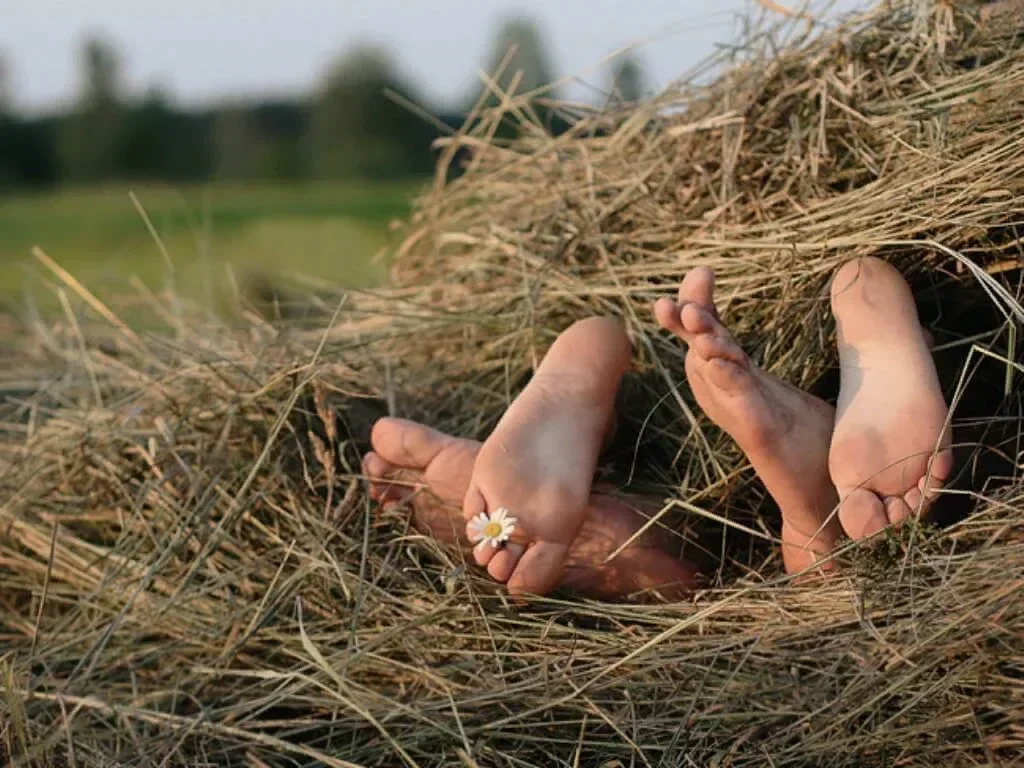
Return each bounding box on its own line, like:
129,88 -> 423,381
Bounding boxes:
0,180 -> 423,316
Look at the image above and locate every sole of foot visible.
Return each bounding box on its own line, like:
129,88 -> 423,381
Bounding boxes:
828,257 -> 953,539
363,417 -> 700,601
461,316 -> 633,596
654,267 -> 842,575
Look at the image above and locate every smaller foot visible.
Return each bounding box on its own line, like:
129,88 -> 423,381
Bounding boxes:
462,317 -> 632,596
364,418 -> 700,601
828,257 -> 953,539
655,268 -> 841,574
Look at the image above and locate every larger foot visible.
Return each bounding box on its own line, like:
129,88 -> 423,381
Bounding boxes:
655,268 -> 841,574
828,257 -> 952,539
463,317 -> 632,596
363,418 -> 699,601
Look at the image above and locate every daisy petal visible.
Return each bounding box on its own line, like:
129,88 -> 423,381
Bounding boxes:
467,521 -> 486,543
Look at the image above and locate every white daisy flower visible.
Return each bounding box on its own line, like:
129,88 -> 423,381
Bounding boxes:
467,507 -> 517,548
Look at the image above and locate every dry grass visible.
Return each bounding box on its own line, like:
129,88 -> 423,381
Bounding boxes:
2,1 -> 1024,766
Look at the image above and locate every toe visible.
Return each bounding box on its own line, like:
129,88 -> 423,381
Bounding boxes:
362,452 -> 408,504
902,486 -> 924,514
487,543 -> 525,583
905,458 -> 949,518
691,328 -> 746,366
654,297 -> 685,335
837,488 -> 889,539
696,355 -> 751,394
371,417 -> 453,469
884,495 -> 913,526
918,473 -> 942,503
677,266 -> 716,308
506,541 -> 571,596
362,451 -> 392,481
463,484 -> 486,521
923,448 -> 953,493
681,311 -> 751,394
680,304 -> 720,337
473,539 -> 500,567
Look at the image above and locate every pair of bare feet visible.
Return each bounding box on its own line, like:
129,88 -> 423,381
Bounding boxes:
654,258 -> 952,575
363,257 -> 952,600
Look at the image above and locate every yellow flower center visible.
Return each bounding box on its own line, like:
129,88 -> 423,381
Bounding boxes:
482,521 -> 504,539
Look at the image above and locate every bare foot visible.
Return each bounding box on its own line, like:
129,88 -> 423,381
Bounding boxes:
828,257 -> 953,539
461,317 -> 632,596
654,268 -> 841,574
363,418 -> 700,601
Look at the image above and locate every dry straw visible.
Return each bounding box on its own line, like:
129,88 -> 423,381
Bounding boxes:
2,1 -> 1024,766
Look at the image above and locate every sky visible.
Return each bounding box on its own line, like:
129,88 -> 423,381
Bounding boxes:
0,0 -> 869,114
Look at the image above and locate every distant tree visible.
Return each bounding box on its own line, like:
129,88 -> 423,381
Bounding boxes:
0,53 -> 14,187
610,54 -> 648,105
58,36 -> 125,182
80,37 -> 120,104
0,56 -> 59,191
118,85 -> 176,179
249,100 -> 309,181
310,44 -> 437,179
473,16 -> 558,109
215,99 -> 309,182
212,104 -> 262,180
11,117 -> 61,187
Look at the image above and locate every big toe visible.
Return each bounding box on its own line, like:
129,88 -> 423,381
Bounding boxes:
371,417 -> 453,470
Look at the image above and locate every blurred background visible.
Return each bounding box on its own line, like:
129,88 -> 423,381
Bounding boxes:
0,0 -> 863,316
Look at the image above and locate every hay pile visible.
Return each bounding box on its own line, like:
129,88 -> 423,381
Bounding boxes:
2,1 -> 1024,766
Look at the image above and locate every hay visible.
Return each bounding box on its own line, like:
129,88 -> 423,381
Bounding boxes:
2,1 -> 1024,765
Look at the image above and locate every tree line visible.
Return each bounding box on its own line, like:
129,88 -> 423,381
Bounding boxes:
0,19 -> 648,190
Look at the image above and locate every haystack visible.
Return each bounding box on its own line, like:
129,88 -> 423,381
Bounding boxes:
2,1 -> 1023,766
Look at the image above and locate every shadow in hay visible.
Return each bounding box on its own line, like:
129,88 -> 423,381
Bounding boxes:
909,262 -> 1022,526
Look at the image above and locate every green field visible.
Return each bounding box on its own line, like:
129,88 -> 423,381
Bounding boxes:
0,181 -> 423,317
